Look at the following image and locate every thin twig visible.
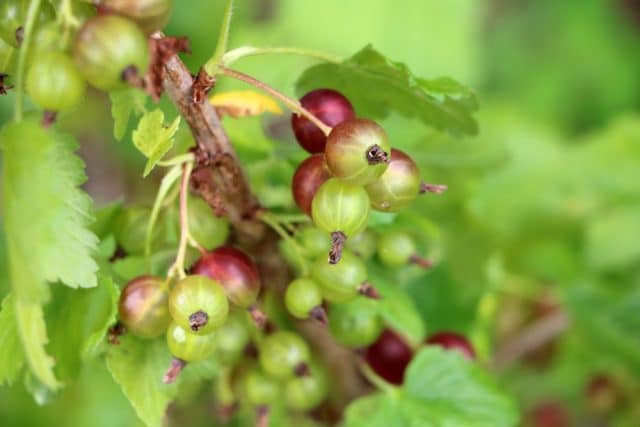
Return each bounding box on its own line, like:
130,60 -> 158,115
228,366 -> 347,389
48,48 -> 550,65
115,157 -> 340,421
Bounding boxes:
492,310 -> 569,369
219,66 -> 332,136
167,162 -> 194,280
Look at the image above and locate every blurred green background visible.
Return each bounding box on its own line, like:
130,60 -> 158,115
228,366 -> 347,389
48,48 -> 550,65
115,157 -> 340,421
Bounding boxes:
1,0 -> 640,426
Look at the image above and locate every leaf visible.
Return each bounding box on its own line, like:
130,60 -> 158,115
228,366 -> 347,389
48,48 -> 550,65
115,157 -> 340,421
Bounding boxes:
404,347 -> 519,427
15,300 -> 61,390
344,348 -> 518,427
2,121 -> 99,295
369,264 -> 425,345
0,294 -> 24,385
110,88 -> 148,141
43,276 -> 120,381
296,45 -> 478,135
106,336 -> 177,427
210,90 -> 282,117
82,275 -> 120,358
132,109 -> 181,177
1,120 -> 99,390
566,282 -> 640,373
585,204 -> 640,271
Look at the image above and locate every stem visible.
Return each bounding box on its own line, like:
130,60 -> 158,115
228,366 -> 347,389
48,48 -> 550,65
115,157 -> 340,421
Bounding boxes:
14,0 -> 41,122
161,50 -> 261,239
222,46 -> 341,67
258,210 -> 309,276
156,152 -> 195,167
167,162 -> 194,280
358,359 -> 398,394
145,164 -> 183,263
218,66 -> 332,136
204,0 -> 235,75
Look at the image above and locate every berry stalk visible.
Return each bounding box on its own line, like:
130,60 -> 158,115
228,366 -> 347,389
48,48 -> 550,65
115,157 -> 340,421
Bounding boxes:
218,66 -> 332,136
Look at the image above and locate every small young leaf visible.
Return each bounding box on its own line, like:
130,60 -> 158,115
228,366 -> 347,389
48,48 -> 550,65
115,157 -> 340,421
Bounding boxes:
106,336 -> 177,427
110,88 -> 148,141
0,294 -> 24,385
132,109 -> 181,177
296,45 -> 478,135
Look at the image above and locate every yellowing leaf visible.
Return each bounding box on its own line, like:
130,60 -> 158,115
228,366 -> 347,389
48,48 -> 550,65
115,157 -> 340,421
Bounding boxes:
210,90 -> 282,118
132,109 -> 181,177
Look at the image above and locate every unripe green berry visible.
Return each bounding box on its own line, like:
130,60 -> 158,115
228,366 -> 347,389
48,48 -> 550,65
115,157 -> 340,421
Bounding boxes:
311,250 -> 367,303
285,278 -> 323,319
377,231 -> 416,267
166,321 -> 217,362
259,331 -> 311,380
168,275 -> 229,335
325,118 -> 391,185
311,178 -> 370,238
74,15 -> 150,91
329,298 -> 383,348
118,275 -> 170,338
26,52 -> 86,111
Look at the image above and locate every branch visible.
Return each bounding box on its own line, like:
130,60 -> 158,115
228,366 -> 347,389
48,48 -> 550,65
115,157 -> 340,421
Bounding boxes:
492,310 -> 569,369
161,42 -> 263,240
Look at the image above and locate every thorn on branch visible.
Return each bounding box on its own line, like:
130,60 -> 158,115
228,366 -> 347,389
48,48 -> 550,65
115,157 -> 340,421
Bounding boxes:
192,67 -> 215,104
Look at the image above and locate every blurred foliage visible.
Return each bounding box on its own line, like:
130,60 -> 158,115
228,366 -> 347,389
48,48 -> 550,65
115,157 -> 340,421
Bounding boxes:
1,0 -> 640,426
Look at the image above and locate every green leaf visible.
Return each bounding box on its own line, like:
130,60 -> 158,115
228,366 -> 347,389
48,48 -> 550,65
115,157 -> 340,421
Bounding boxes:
106,336 -> 177,427
43,276 -> 120,381
132,109 -> 181,177
585,204 -> 640,271
110,88 -> 147,141
82,275 -> 120,358
345,393 -> 436,427
1,120 -> 99,390
2,121 -> 99,295
296,45 -> 478,135
15,300 -> 61,390
566,282 -> 640,373
404,347 -> 519,427
0,294 -> 24,385
346,348 -> 518,427
369,264 -> 425,345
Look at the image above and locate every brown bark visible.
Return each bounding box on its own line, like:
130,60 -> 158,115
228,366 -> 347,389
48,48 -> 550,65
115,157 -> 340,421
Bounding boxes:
161,50 -> 264,242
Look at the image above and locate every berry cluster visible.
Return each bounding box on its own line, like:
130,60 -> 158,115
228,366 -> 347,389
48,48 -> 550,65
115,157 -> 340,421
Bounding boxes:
290,89 -> 445,265
0,0 -> 169,122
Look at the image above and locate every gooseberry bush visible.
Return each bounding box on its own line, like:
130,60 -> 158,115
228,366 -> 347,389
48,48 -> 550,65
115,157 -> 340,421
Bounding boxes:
0,1 -> 519,426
